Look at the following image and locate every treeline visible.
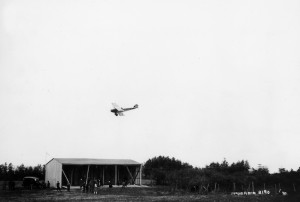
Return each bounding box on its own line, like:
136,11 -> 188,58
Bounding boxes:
2,157 -> 300,193
0,163 -> 44,181
143,156 -> 300,193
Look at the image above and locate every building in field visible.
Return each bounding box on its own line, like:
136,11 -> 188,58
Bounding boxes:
45,158 -> 142,187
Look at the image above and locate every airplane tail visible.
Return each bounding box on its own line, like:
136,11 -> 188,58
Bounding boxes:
134,104 -> 138,108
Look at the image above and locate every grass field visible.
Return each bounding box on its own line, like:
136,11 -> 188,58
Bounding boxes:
0,186 -> 299,202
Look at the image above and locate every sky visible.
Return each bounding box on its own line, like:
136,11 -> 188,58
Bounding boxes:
0,0 -> 300,173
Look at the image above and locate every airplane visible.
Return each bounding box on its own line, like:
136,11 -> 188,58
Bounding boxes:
110,103 -> 138,116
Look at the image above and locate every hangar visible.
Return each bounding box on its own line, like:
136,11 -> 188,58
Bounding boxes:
45,158 -> 142,187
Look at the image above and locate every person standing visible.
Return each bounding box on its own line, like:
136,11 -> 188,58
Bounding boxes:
89,179 -> 94,193
79,178 -> 83,190
94,182 -> 98,194
86,179 -> 90,193
82,182 -> 86,192
56,181 -> 61,192
67,182 -> 70,192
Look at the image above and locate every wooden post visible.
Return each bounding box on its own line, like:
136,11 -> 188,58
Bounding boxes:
278,183 -> 281,190
70,169 -> 74,186
252,181 -> 254,193
214,182 -> 217,192
264,183 -> 265,190
139,165 -> 142,185
118,167 -> 120,184
85,165 -> 90,185
275,184 -> 277,194
233,182 -> 236,192
102,166 -> 104,185
115,165 -> 117,185
98,166 -> 101,183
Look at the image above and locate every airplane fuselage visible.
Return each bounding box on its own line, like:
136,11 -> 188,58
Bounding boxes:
111,109 -> 120,113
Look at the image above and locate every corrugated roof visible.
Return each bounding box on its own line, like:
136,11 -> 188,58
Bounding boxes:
49,158 -> 141,165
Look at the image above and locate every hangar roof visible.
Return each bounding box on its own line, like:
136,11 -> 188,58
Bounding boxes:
47,158 -> 141,165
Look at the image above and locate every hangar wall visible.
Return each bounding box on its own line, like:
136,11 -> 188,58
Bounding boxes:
45,159 -> 62,188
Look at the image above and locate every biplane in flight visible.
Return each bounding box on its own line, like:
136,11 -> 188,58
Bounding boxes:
110,103 -> 138,116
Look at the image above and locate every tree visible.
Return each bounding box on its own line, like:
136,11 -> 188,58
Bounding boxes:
143,156 -> 192,185
15,164 -> 26,179
229,160 -> 250,174
7,163 -> 14,180
279,168 -> 287,173
0,163 -> 8,180
33,164 -> 44,179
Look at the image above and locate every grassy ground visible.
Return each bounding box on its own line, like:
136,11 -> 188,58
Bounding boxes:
0,186 -> 299,202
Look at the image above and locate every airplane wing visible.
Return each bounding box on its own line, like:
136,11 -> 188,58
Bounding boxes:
118,112 -> 124,116
112,103 -> 122,111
